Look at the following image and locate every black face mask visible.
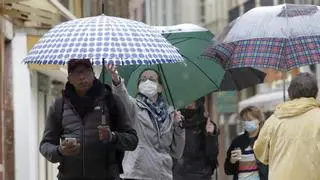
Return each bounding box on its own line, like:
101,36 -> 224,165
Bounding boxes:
180,108 -> 199,119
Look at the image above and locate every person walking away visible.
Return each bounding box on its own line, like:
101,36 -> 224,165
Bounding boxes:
173,97 -> 219,180
225,106 -> 268,180
40,59 -> 138,180
107,65 -> 185,180
254,72 -> 320,180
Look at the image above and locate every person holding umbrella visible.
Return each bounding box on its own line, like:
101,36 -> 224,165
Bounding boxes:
40,59 -> 138,180
224,106 -> 268,180
107,64 -> 185,180
173,97 -> 219,180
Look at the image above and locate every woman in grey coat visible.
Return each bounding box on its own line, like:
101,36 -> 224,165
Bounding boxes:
107,65 -> 185,180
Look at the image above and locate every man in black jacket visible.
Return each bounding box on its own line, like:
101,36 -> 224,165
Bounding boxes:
173,97 -> 219,180
39,59 -> 138,180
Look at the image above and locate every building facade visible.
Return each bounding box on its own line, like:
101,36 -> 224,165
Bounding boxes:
0,15 -> 15,180
1,1 -> 65,180
60,0 -> 130,19
144,0 -> 206,26
129,0 -> 146,22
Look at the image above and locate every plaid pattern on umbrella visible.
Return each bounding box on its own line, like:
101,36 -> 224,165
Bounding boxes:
204,35 -> 320,71
204,4 -> 320,72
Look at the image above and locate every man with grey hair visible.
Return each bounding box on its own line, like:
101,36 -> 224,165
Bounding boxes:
253,72 -> 320,180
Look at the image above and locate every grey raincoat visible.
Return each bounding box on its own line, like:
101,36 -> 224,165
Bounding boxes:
112,81 -> 185,180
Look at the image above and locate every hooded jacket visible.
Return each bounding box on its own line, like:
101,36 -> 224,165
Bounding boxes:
254,97 -> 320,180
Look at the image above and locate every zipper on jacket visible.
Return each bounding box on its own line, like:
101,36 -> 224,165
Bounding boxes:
68,102 -> 87,177
82,126 -> 85,177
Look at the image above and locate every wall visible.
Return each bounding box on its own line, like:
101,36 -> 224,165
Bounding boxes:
1,16 -> 15,180
179,0 -> 201,25
0,26 -> 4,180
129,0 -> 145,22
12,32 -> 38,180
145,0 -> 176,25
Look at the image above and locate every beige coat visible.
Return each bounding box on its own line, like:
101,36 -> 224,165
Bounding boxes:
254,98 -> 320,180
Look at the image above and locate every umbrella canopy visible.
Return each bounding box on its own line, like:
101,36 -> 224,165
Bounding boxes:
156,24 -> 266,92
204,4 -> 320,71
101,24 -> 265,108
23,15 -> 183,66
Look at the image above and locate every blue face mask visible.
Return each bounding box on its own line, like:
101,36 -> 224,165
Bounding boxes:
243,120 -> 259,132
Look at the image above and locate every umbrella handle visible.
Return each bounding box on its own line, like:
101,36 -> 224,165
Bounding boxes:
283,72 -> 286,102
101,113 -> 107,125
101,58 -> 107,125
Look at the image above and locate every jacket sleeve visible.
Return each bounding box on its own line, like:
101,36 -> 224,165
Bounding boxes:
111,94 -> 138,151
224,139 -> 238,175
170,120 -> 185,159
205,124 -> 219,163
39,98 -> 63,163
112,79 -> 136,123
253,117 -> 273,165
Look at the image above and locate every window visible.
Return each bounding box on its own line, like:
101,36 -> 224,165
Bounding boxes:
59,0 -> 69,22
312,0 -> 320,5
142,1 -> 146,22
82,0 -> 92,17
244,0 -> 256,13
162,0 -> 167,25
172,0 -> 178,24
228,6 -> 240,22
278,0 -> 295,4
261,0 -> 274,6
200,0 -> 205,24
134,8 -> 138,20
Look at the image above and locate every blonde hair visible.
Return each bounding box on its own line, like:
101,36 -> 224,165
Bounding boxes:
240,106 -> 265,123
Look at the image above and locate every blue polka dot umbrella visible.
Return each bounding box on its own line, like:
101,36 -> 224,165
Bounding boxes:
23,15 -> 184,66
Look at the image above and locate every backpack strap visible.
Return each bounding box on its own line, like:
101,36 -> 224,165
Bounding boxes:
53,93 -> 65,136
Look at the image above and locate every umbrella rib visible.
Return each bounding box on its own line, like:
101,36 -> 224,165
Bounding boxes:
157,64 -> 176,108
169,37 -> 211,45
183,55 -> 221,90
153,65 -> 170,105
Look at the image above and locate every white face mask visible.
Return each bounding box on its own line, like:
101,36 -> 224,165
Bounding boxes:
138,80 -> 158,98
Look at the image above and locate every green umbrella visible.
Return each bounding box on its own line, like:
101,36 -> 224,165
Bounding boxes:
100,24 -> 225,109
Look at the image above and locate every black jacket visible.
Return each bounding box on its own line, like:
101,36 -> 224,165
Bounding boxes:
173,114 -> 219,180
224,132 -> 268,180
39,80 -> 138,179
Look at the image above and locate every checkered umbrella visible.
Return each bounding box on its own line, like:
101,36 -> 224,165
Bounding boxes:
204,4 -> 320,71
23,15 -> 183,66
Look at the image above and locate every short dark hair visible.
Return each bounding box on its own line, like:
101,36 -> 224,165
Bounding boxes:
288,72 -> 318,100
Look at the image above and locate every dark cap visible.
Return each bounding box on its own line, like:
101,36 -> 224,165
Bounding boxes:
67,59 -> 93,74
